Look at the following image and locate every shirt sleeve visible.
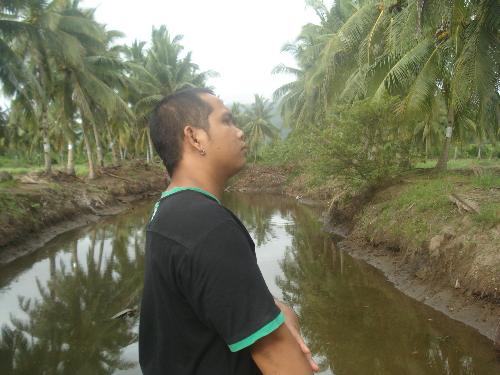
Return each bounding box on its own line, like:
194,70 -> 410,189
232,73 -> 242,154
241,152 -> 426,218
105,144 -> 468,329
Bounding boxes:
181,220 -> 284,352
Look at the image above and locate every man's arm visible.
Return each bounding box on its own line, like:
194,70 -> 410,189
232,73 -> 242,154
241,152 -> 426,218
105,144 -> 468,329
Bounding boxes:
275,299 -> 320,372
250,323 -> 313,375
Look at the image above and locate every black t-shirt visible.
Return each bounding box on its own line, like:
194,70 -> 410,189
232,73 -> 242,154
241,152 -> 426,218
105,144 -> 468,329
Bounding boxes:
139,188 -> 283,375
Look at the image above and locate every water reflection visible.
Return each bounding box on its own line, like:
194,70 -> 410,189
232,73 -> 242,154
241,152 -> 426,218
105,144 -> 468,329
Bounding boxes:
276,206 -> 500,375
224,192 -> 300,246
0,195 -> 498,375
0,204 -> 150,375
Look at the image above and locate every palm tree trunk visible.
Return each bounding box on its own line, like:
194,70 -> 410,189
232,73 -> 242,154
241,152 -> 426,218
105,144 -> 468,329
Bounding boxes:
425,137 -> 429,162
147,127 -> 155,162
91,121 -> 104,168
477,143 -> 482,159
454,145 -> 458,160
104,121 -> 118,165
62,121 -> 76,175
66,141 -> 75,175
82,123 -> 96,179
435,106 -> 454,171
41,108 -> 52,175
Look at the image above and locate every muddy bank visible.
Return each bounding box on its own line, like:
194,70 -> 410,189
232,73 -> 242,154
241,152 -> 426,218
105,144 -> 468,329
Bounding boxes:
231,165 -> 500,343
0,161 -> 166,265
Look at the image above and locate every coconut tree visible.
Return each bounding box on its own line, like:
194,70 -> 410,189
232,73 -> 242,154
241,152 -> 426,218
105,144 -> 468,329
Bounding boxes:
273,0 -> 359,127
242,95 -> 279,163
0,1 -> 41,108
52,2 -> 134,178
276,0 -> 499,170
2,0 -> 106,175
371,0 -> 499,170
129,26 -> 216,163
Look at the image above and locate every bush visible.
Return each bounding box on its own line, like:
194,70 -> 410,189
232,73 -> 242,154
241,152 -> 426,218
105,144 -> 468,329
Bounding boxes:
260,97 -> 417,189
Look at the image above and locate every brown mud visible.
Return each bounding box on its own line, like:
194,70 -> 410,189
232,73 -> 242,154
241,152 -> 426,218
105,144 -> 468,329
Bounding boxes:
231,165 -> 500,343
0,161 -> 166,265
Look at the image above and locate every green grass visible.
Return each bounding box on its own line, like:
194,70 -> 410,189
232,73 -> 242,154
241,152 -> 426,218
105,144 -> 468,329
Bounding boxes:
0,191 -> 26,218
414,158 -> 500,170
0,163 -> 89,177
358,172 -> 499,250
0,179 -> 18,189
473,202 -> 500,226
75,164 -> 89,176
377,177 -> 457,244
470,172 -> 500,189
0,166 -> 43,175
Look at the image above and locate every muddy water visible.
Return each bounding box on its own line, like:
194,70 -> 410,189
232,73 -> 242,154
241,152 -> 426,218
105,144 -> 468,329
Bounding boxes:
0,193 -> 498,375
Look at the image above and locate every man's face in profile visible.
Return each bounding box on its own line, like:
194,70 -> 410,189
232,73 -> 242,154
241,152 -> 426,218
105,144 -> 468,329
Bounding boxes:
201,94 -> 247,177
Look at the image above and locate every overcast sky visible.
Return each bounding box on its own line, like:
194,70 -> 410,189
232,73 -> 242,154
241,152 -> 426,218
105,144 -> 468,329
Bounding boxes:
81,0 -> 322,104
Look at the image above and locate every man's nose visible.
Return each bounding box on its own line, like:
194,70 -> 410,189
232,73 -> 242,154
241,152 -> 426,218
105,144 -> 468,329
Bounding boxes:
237,127 -> 245,141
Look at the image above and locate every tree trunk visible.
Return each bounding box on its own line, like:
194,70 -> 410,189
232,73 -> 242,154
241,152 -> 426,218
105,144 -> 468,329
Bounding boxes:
105,122 -> 119,165
41,109 -> 52,175
425,137 -> 429,162
82,123 -> 96,179
477,143 -> 482,159
435,106 -> 454,171
147,127 -> 155,162
66,141 -> 75,175
454,145 -> 458,160
62,121 -> 76,175
146,145 -> 151,164
91,121 -> 104,168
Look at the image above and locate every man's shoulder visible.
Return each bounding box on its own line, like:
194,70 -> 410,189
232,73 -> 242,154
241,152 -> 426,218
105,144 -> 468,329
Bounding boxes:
147,190 -> 239,250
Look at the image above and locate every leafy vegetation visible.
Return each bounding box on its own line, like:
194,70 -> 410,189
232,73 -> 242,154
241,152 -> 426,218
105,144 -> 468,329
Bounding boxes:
267,0 -> 499,186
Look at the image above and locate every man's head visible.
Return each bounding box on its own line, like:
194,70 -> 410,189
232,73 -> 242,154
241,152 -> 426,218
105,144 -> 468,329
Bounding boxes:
150,88 -> 247,179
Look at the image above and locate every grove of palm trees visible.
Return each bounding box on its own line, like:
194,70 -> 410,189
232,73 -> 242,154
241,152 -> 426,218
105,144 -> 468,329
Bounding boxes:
0,1 -> 216,178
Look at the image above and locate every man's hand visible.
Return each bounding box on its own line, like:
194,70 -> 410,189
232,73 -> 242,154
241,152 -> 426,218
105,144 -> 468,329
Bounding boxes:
275,299 -> 320,373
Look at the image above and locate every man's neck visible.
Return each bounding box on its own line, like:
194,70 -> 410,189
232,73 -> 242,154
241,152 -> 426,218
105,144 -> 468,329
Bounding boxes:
168,171 -> 225,202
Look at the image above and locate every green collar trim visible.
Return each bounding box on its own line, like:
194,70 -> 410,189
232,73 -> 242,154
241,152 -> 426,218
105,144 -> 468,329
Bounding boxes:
150,186 -> 221,222
160,186 -> 221,205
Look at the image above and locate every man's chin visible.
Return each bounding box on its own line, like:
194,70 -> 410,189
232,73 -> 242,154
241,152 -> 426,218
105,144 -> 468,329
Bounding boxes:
230,159 -> 247,177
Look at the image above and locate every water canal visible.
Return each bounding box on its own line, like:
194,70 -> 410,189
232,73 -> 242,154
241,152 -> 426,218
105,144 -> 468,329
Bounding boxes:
0,193 -> 498,374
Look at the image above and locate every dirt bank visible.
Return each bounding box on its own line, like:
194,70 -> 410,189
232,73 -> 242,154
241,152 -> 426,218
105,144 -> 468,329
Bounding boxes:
231,165 -> 500,343
0,161 -> 166,265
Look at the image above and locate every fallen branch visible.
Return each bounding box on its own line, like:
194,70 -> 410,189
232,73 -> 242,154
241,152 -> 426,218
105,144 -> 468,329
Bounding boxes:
102,171 -> 134,183
448,193 -> 480,213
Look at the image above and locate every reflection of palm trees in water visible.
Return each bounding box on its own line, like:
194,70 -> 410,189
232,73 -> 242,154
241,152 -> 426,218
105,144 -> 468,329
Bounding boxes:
0,212 -> 148,375
277,209 -> 495,375
223,192 -> 300,246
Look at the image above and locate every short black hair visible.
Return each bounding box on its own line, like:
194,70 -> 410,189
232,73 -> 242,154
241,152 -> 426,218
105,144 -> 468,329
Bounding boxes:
149,87 -> 214,176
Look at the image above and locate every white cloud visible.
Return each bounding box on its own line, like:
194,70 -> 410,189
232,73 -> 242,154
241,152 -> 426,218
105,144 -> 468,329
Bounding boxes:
82,0 -> 320,103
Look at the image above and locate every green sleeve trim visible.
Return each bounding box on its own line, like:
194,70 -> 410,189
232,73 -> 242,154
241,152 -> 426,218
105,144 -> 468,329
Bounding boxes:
228,312 -> 285,352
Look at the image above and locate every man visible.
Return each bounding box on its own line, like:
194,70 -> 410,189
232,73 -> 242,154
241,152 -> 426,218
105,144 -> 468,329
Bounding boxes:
139,88 -> 319,374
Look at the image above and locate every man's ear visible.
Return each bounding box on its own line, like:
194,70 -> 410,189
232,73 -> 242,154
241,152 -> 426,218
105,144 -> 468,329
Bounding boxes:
183,125 -> 207,153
